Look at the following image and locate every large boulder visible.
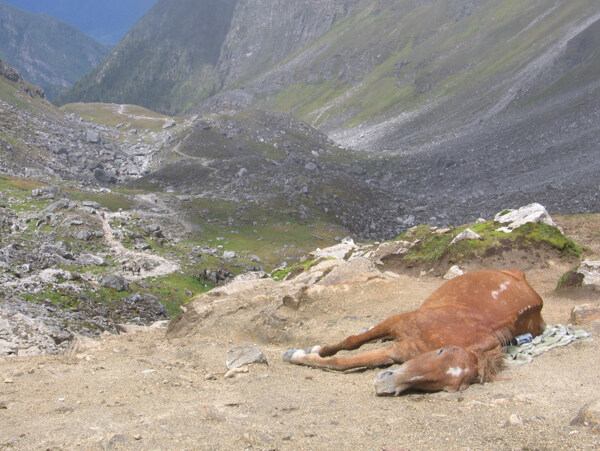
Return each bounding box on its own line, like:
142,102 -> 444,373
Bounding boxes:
557,261 -> 600,291
309,238 -> 357,260
122,292 -> 167,318
77,253 -> 108,267
101,275 -> 130,292
494,203 -> 562,233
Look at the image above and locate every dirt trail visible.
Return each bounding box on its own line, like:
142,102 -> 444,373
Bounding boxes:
100,211 -> 180,281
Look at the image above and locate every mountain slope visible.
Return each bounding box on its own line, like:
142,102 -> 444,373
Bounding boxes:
57,0 -> 364,115
1,0 -> 157,44
0,1 -> 111,100
56,0 -> 239,114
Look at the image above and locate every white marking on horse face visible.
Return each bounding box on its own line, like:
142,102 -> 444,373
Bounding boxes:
409,375 -> 424,382
446,367 -> 464,377
492,281 -> 511,299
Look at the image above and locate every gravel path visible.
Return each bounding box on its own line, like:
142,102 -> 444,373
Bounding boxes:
100,211 -> 180,281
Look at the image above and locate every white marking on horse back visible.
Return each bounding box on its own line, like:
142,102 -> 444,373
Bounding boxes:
492,281 -> 511,299
518,305 -> 535,316
446,367 -> 463,377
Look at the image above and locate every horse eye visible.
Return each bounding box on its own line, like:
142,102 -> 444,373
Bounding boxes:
437,348 -> 445,355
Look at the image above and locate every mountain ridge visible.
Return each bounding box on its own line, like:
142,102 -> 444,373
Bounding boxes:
0,1 -> 111,100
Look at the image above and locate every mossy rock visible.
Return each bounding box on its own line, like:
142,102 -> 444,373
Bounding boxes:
556,269 -> 584,290
390,220 -> 582,275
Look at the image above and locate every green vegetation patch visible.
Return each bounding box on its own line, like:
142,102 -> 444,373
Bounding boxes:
145,273 -> 213,316
397,220 -> 581,270
271,259 -> 317,281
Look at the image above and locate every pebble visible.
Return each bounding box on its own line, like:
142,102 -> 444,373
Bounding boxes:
224,367 -> 249,379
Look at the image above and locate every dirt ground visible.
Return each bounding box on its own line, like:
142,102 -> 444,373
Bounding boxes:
1,217 -> 599,450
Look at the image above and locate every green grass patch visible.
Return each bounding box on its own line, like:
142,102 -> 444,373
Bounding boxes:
398,220 -> 582,270
271,259 -> 317,281
145,273 -> 213,316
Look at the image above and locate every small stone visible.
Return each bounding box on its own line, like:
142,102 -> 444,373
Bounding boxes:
450,228 -> 483,245
571,398 -> 600,431
204,373 -> 217,381
508,414 -> 523,425
224,367 -> 249,379
444,265 -> 464,280
133,434 -> 142,441
570,304 -> 600,325
226,346 -> 268,370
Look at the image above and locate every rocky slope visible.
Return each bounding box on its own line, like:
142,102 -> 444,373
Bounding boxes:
0,59 -> 189,184
0,1 -> 111,100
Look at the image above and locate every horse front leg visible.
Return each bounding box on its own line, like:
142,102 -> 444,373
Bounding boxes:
283,339 -> 424,371
309,314 -> 406,358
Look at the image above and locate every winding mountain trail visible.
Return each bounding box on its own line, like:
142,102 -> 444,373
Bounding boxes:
100,211 -> 180,281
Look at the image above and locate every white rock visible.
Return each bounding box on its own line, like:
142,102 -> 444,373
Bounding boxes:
450,228 -> 483,245
444,265 -> 464,280
310,238 -> 357,260
577,261 -> 600,286
494,203 -> 562,233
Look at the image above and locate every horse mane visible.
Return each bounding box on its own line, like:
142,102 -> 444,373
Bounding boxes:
477,347 -> 505,383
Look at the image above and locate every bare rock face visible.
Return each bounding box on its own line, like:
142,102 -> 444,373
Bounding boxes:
218,0 -> 362,88
0,58 -> 45,99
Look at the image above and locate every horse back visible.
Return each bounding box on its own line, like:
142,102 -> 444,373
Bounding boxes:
412,270 -> 544,347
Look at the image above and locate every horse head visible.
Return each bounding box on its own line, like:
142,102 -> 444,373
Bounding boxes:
373,346 -> 479,396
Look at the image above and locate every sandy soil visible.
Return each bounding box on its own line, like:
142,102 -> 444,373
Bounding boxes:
1,218 -> 599,450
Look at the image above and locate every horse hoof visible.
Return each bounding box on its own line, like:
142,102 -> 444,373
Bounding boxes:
305,345 -> 322,355
283,349 -> 301,362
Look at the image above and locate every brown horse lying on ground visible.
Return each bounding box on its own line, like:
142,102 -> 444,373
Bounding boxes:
283,270 -> 546,395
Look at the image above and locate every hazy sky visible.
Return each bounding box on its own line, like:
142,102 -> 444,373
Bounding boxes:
2,0 -> 158,44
